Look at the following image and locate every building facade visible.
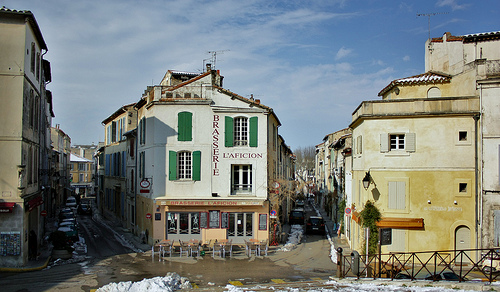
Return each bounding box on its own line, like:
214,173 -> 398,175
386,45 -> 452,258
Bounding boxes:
0,7 -> 53,267
50,125 -> 72,214
69,153 -> 93,199
424,31 -> 500,249
101,66 -> 294,245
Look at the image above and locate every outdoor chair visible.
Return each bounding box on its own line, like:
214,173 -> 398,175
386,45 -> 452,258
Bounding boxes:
189,240 -> 201,257
245,239 -> 259,257
212,241 -> 224,258
223,239 -> 233,258
179,240 -> 190,257
258,240 -> 268,256
161,242 -> 173,259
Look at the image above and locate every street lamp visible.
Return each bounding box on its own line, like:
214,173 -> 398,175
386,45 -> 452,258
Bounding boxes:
362,171 -> 371,190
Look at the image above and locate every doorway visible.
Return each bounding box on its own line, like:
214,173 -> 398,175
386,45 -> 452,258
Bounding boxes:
227,213 -> 253,243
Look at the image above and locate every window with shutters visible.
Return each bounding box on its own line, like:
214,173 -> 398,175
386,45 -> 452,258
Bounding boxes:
169,150 -> 201,181
225,116 -> 258,147
231,165 -> 252,195
178,112 -> 193,141
380,133 -> 416,153
388,181 -> 406,210
139,118 -> 146,145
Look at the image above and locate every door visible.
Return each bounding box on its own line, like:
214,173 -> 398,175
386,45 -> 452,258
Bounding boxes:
166,212 -> 201,241
228,213 -> 253,243
455,225 -> 471,264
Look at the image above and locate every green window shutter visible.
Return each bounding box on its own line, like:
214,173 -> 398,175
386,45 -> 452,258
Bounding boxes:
178,112 -> 192,141
168,151 -> 177,180
249,116 -> 258,147
192,151 -> 201,181
225,116 -> 234,147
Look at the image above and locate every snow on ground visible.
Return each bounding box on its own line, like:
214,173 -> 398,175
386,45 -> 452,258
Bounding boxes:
96,272 -> 190,292
280,225 -> 304,252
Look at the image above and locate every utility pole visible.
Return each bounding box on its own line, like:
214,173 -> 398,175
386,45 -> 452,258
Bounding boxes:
417,12 -> 449,40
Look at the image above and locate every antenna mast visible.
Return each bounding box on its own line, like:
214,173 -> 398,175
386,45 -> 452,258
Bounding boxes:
204,50 -> 230,71
417,12 -> 449,40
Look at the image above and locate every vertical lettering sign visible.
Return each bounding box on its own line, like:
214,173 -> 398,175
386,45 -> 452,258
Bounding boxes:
212,115 -> 220,176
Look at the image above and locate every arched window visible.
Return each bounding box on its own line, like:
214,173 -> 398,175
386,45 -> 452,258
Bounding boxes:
427,87 -> 441,98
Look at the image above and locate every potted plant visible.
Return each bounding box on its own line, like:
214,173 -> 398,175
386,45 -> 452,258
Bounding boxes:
49,230 -> 74,259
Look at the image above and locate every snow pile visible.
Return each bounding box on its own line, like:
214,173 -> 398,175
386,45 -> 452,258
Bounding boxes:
97,272 -> 190,292
280,225 -> 304,252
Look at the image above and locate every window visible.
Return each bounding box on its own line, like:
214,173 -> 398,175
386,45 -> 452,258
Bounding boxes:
169,150 -> 201,181
234,117 -> 248,146
459,183 -> 468,193
178,151 -> 192,179
390,134 -> 405,150
380,133 -> 416,153
139,151 -> 145,179
79,173 -> 84,182
459,131 -> 467,142
388,181 -> 406,210
231,165 -> 252,194
79,163 -> 86,171
36,52 -> 40,81
30,42 -> 35,73
178,112 -> 193,141
225,116 -> 258,147
139,118 -> 146,145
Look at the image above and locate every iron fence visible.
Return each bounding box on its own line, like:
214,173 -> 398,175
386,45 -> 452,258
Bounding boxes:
337,247 -> 500,283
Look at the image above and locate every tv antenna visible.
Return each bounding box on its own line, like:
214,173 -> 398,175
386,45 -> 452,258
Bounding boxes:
204,50 -> 230,71
417,12 -> 449,40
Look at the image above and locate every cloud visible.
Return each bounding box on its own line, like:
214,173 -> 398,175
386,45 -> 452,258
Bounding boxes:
403,55 -> 411,61
436,0 -> 469,11
335,47 -> 352,60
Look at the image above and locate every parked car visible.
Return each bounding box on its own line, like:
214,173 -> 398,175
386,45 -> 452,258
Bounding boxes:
295,200 -> 305,208
66,196 -> 77,208
77,203 -> 92,215
57,225 -> 78,242
59,209 -> 75,221
395,268 -> 466,281
306,216 -> 325,235
289,209 -> 305,225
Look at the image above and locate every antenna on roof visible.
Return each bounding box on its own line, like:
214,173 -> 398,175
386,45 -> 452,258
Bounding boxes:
417,12 -> 449,40
204,50 -> 230,71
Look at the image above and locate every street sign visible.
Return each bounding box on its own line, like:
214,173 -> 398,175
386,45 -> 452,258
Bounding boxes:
40,210 -> 47,217
146,213 -> 152,219
345,207 -> 351,215
140,179 -> 150,188
270,210 -> 277,216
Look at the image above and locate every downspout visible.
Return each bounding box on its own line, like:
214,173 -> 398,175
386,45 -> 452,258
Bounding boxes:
474,113 -> 480,255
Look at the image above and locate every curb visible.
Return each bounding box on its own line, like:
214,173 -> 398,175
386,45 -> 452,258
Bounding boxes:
0,256 -> 51,273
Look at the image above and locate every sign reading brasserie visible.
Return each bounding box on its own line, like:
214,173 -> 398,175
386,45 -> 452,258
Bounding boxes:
160,199 -> 263,206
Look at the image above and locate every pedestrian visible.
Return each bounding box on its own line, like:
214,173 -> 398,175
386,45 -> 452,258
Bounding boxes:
29,230 -> 37,260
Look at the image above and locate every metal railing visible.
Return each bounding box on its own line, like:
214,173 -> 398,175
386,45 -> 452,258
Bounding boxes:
337,247 -> 500,283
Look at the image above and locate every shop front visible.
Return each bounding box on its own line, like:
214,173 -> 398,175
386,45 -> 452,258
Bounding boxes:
153,199 -> 269,245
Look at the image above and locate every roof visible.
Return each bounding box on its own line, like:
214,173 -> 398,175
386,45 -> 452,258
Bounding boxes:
70,153 -> 92,163
378,71 -> 451,96
166,71 -> 211,92
0,7 -> 47,50
101,103 -> 135,125
431,31 -> 500,44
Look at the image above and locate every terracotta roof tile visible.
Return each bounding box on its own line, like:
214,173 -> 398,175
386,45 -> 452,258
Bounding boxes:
378,72 -> 451,96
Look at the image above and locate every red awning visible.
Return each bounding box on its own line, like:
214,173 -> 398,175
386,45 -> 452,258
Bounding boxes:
0,202 -> 16,213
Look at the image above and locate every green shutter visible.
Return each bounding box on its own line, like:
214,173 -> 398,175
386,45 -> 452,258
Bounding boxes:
169,151 -> 177,180
225,116 -> 234,147
249,116 -> 258,147
192,151 -> 201,181
178,112 -> 192,141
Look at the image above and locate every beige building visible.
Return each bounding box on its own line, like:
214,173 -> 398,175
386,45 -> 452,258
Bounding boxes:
347,32 -> 489,256
69,153 -> 93,198
71,144 -> 98,197
424,31 -> 500,249
50,125 -> 72,212
0,7 -> 53,267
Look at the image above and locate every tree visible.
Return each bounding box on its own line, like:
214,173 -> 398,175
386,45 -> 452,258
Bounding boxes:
359,200 -> 381,255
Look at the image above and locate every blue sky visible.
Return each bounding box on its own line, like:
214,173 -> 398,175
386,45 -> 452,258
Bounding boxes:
3,0 -> 499,149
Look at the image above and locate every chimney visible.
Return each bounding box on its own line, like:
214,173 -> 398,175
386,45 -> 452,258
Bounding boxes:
206,63 -> 212,72
255,99 -> 260,104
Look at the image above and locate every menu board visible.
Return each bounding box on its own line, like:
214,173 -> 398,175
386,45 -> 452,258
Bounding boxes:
200,212 -> 208,228
0,232 -> 21,256
209,210 -> 220,228
221,212 -> 229,229
259,214 -> 267,230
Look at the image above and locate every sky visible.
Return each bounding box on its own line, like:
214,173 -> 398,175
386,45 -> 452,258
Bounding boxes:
2,0 -> 499,150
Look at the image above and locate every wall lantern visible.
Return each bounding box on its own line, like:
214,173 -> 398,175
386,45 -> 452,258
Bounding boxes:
362,171 -> 372,190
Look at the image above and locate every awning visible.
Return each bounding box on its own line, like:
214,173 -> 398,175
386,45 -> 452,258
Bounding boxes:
0,202 -> 16,213
25,196 -> 43,212
376,217 -> 424,230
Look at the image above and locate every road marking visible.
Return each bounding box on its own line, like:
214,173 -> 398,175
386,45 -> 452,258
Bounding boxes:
228,280 -> 243,286
311,277 -> 323,281
271,279 -> 286,283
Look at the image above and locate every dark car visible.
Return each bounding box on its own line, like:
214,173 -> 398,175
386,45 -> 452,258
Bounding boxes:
306,216 -> 325,234
77,203 -> 92,215
395,268 -> 467,281
289,209 -> 305,225
59,208 -> 75,221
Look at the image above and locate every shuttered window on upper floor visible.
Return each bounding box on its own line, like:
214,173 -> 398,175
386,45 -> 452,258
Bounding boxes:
225,116 -> 258,147
178,112 -> 193,141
